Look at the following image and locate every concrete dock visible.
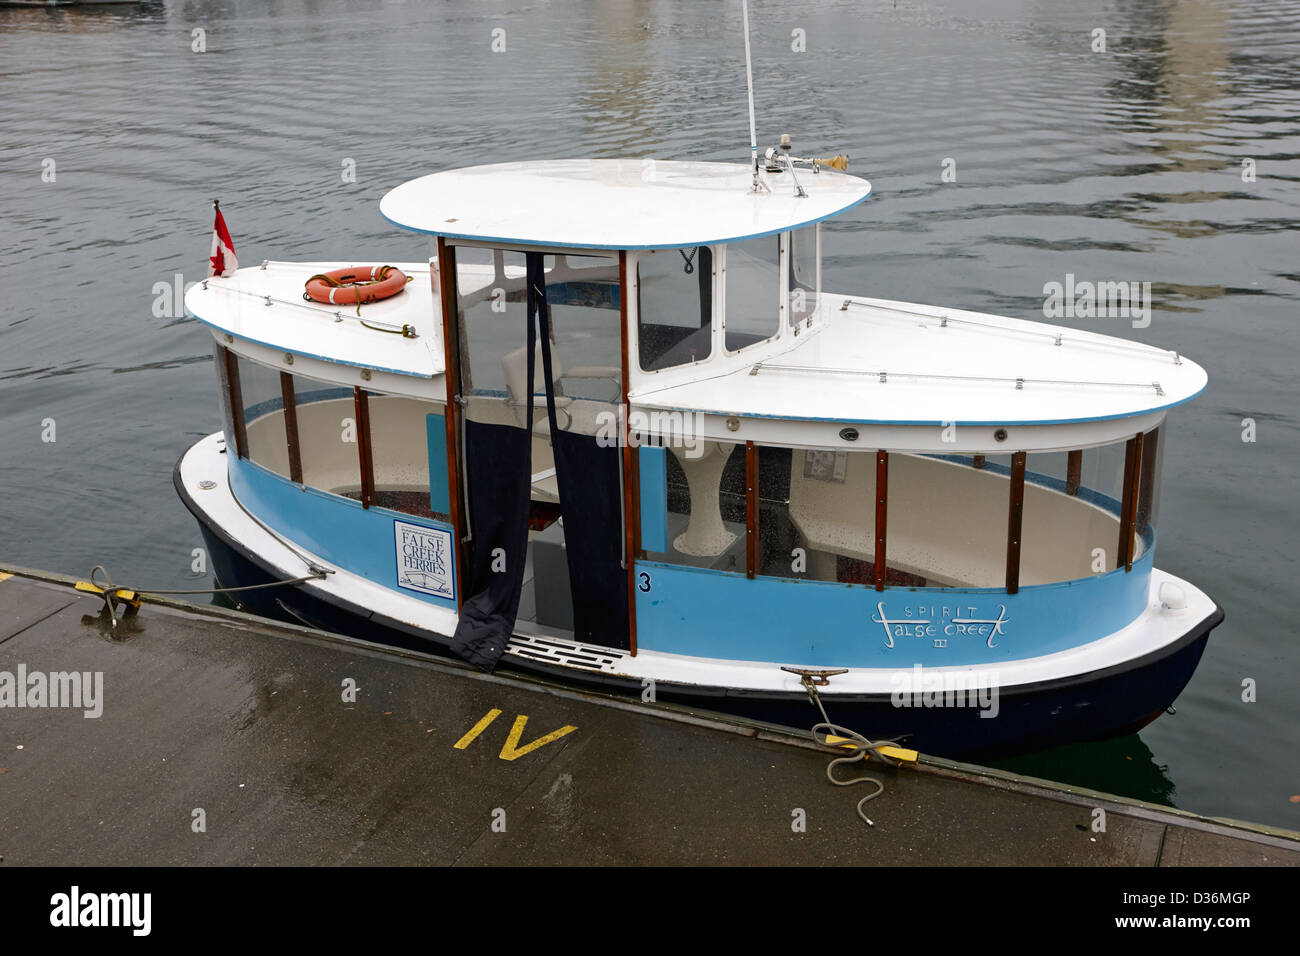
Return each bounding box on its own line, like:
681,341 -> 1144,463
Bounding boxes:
1,565 -> 1296,866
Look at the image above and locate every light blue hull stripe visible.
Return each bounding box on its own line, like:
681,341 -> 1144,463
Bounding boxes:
638,446 -> 669,554
228,456 -> 457,610
634,549 -> 1154,668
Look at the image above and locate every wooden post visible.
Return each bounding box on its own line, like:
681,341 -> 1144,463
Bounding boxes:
353,387 -> 374,509
745,440 -> 758,579
619,251 -> 638,655
972,454 -> 986,469
280,371 -> 303,484
1119,433 -> 1144,571
874,450 -> 888,591
436,238 -> 467,609
1065,449 -> 1082,496
222,346 -> 249,460
1006,451 -> 1027,594
1116,435 -> 1143,571
1136,428 -> 1159,536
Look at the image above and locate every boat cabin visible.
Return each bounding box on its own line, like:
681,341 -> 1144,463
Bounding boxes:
185,159 -> 1207,676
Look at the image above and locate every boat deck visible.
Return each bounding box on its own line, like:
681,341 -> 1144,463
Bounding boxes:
0,567 -> 1292,866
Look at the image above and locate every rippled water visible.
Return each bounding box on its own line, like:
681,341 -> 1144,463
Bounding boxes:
2,0 -> 1297,829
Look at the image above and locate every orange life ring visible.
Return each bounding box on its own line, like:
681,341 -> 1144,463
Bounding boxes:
303,265 -> 408,306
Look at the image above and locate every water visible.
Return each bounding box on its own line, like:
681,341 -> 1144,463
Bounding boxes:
2,0 -> 1297,829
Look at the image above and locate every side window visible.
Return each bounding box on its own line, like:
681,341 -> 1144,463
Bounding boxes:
637,247 -> 713,372
292,374 -> 360,496
724,236 -> 781,352
789,226 -> 819,326
763,447 -> 880,583
542,253 -> 622,434
642,439 -> 747,572
367,393 -> 448,520
455,246 -> 528,402
236,355 -> 292,479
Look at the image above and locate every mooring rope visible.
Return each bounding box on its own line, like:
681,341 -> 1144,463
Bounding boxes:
795,672 -> 905,827
811,720 -> 902,827
88,563 -> 327,600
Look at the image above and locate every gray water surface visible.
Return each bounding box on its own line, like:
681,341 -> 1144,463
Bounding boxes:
1,0 -> 1297,830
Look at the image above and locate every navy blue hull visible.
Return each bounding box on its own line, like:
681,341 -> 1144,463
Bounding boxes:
185,476 -> 1221,761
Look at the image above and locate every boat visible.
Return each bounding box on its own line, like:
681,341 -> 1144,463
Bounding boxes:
174,144 -> 1222,759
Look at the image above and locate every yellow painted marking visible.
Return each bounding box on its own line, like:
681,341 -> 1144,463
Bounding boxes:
454,708 -> 502,750
74,580 -> 142,606
823,735 -> 919,763
0,572 -> 12,584
498,715 -> 578,761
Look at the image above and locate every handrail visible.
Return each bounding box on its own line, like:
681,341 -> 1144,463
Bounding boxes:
838,298 -> 1183,365
749,361 -> 1165,396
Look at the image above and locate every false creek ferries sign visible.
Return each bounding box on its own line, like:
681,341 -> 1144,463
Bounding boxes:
394,520 -> 454,600
873,601 -> 1010,650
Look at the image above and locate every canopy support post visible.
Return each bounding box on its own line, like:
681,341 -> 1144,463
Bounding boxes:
280,371 -> 302,484
1136,427 -> 1159,536
619,251 -> 638,656
353,387 -> 374,509
221,346 -> 248,460
1066,449 -> 1082,496
874,450 -> 888,591
745,441 -> 758,579
436,237 -> 467,610
1119,433 -> 1144,572
1006,451 -> 1027,594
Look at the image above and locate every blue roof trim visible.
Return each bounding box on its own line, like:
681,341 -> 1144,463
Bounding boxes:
379,186 -> 872,251
634,380 -> 1205,427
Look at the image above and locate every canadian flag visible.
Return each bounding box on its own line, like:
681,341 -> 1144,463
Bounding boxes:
207,199 -> 238,277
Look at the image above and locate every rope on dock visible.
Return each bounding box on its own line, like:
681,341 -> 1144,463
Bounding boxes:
811,720 -> 900,827
79,564 -> 330,630
784,666 -> 914,827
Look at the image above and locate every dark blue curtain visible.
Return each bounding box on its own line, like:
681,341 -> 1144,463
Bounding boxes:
535,272 -> 630,651
450,253 -> 629,672
448,272 -> 538,672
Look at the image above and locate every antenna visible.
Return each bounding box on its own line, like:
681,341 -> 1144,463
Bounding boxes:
741,0 -> 763,192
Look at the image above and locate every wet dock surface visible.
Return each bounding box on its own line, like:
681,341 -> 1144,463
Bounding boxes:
1,567 -> 1296,866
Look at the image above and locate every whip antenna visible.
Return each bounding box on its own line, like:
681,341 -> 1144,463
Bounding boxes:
741,0 -> 763,192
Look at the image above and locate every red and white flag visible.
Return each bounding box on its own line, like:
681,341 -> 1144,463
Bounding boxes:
207,200 -> 238,277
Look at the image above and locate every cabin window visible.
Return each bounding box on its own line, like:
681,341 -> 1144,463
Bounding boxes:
640,432 -> 1164,591
789,225 -> 819,326
637,247 -> 713,372
221,355 -> 450,517
724,236 -> 781,352
234,355 -> 294,480
454,247 -> 529,406
1018,447 -> 1121,583
1017,437 -> 1158,583
364,391 -> 449,520
641,439 -> 747,572
759,447 -> 888,584
539,253 -> 622,408
453,245 -> 623,486
891,452 -> 1017,588
289,373 -> 362,496
760,440 -> 1147,591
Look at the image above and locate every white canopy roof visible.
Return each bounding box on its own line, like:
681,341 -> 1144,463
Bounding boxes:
380,159 -> 871,250
632,295 -> 1208,429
